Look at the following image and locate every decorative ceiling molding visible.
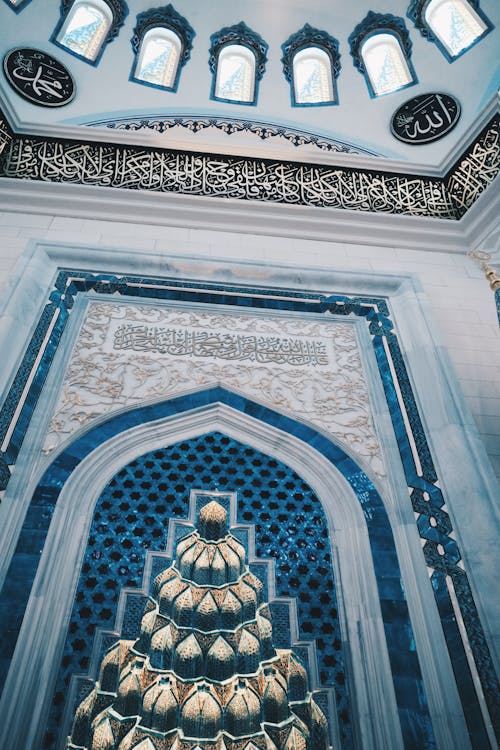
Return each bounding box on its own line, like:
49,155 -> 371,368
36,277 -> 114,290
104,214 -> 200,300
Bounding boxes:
85,114 -> 374,155
0,109 -> 498,221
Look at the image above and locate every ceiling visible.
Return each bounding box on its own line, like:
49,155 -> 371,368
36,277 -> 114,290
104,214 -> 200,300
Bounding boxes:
0,0 -> 498,172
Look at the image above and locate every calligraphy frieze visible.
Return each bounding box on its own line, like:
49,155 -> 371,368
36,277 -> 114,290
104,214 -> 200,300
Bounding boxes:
0,133 -> 455,217
391,93 -> 460,145
3,48 -> 75,107
44,302 -> 386,479
446,118 -> 499,213
113,324 -> 329,366
0,112 -> 497,218
0,117 -> 12,157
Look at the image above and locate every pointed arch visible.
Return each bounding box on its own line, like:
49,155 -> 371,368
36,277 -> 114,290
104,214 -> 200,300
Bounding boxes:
0,388 -> 442,750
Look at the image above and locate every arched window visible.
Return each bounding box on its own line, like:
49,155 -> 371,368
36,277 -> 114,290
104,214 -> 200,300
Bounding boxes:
130,6 -> 194,92
423,0 -> 491,57
282,26 -> 340,107
53,0 -> 127,64
349,13 -> 416,97
209,22 -> 268,106
293,48 -> 333,105
134,28 -> 181,89
361,33 -> 413,96
215,44 -> 256,103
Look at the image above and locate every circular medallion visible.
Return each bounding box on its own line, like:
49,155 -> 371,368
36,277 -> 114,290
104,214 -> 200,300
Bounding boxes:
3,48 -> 75,107
391,93 -> 460,145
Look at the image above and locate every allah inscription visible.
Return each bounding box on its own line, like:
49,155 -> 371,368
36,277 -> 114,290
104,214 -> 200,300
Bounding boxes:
391,92 -> 460,145
113,324 -> 329,366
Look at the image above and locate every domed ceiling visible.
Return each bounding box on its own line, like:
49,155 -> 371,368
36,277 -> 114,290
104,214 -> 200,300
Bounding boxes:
0,0 -> 498,170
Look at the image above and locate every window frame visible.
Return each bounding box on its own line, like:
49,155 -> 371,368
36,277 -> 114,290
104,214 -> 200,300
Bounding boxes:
360,30 -> 415,98
281,25 -> 341,108
3,0 -> 33,13
407,0 -> 493,62
213,42 -> 257,105
51,0 -> 128,66
129,6 -> 195,93
209,22 -> 268,107
349,12 -> 417,99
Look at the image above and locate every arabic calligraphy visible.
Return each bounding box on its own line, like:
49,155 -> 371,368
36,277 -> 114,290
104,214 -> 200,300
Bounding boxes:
0,111 -> 497,219
0,132 -> 457,219
3,48 -> 75,107
391,93 -> 460,145
446,120 -> 499,213
0,118 -> 12,157
113,324 -> 329,366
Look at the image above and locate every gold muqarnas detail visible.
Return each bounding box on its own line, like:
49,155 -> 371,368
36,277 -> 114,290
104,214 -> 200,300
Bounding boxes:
67,500 -> 331,750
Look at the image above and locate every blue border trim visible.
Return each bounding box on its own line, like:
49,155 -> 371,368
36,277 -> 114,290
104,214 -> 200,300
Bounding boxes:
0,270 -> 498,747
2,0 -> 33,12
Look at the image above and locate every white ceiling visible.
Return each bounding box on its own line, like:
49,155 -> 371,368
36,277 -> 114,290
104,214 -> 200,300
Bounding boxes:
0,0 -> 499,170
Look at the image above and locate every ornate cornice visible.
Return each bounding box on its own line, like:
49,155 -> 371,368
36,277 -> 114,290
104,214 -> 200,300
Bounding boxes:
349,12 -> 413,75
130,4 -> 195,66
89,114 -> 373,155
209,21 -> 268,81
0,110 -> 498,220
281,23 -> 341,84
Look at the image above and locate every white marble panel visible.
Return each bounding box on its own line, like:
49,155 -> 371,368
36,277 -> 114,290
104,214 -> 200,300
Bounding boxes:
43,300 -> 386,478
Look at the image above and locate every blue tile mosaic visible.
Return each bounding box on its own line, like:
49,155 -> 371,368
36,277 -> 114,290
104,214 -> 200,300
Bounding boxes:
0,270 -> 498,748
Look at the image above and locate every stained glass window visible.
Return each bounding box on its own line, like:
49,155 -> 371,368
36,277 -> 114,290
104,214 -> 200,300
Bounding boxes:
215,44 -> 256,103
361,33 -> 413,96
134,28 -> 182,89
424,0 -> 488,56
293,47 -> 334,105
58,1 -> 112,61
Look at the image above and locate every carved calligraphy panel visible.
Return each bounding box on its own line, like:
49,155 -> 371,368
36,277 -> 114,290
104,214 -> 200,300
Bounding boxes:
44,302 -> 386,478
3,48 -> 75,107
391,93 -> 460,145
0,129 -> 457,219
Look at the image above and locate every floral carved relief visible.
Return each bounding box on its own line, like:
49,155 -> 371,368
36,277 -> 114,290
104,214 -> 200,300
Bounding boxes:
44,302 -> 385,477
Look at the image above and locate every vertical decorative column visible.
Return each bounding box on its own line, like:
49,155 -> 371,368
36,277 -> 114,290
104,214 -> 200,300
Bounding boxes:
468,250 -> 500,326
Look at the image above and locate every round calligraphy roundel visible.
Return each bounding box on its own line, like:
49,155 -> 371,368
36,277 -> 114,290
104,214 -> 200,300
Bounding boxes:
3,48 -> 75,107
391,93 -> 460,145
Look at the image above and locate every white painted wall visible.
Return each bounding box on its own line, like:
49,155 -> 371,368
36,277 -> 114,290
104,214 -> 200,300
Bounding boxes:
0,208 -> 499,481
